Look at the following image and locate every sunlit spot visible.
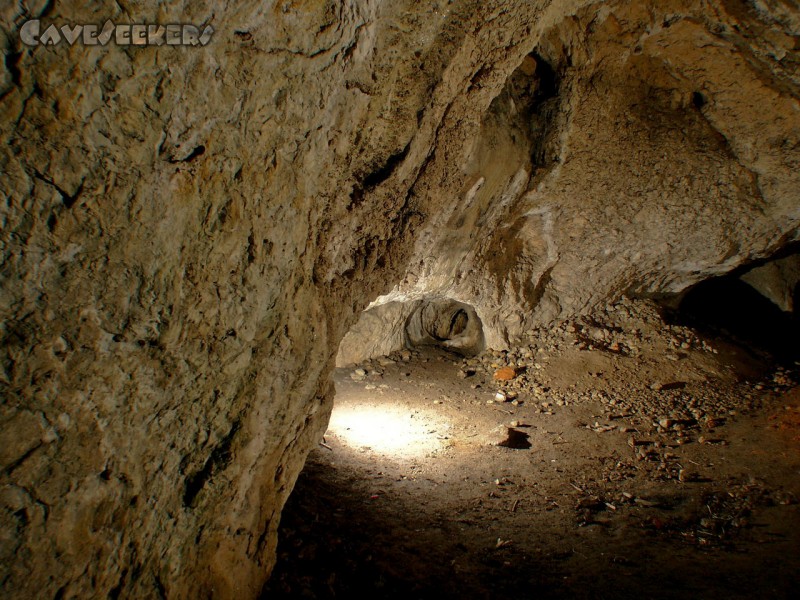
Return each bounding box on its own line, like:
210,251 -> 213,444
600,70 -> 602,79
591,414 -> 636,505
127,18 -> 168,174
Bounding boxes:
326,404 -> 449,457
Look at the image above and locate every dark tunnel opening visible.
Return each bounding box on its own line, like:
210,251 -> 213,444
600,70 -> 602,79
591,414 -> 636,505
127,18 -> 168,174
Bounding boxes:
675,278 -> 798,360
663,256 -> 800,364
405,299 -> 485,356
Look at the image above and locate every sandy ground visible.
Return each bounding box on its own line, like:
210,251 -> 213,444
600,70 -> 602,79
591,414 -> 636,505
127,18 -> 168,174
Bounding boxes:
263,299 -> 800,599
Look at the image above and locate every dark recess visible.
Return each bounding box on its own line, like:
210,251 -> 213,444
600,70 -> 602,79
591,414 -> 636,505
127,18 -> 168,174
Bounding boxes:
183,421 -> 241,508
531,52 -> 558,101
349,142 -> 411,209
154,575 -> 167,600
38,0 -> 55,18
362,144 -> 409,188
170,145 -> 206,163
528,53 -> 560,167
33,170 -> 84,209
5,51 -> 22,87
692,91 -> 706,109
447,309 -> 468,338
666,271 -> 800,363
107,568 -> 127,600
492,51 -> 562,170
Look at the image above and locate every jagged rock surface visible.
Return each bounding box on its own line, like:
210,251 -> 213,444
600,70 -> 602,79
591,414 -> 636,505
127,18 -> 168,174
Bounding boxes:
1,1 -> 799,598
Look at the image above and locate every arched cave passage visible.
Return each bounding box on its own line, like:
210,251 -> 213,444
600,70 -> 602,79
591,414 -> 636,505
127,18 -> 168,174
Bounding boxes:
404,298 -> 485,357
267,285 -> 800,598
335,297 -> 485,367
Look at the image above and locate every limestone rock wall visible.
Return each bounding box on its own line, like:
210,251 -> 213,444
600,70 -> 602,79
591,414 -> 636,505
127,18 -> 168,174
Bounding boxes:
336,301 -> 420,367
1,0 -> 799,598
741,252 -> 800,313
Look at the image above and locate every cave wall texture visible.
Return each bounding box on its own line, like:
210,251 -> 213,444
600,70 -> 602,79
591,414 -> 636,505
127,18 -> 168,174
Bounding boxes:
1,0 -> 799,598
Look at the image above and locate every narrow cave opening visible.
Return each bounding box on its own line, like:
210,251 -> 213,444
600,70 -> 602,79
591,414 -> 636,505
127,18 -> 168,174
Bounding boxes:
335,297 -> 486,367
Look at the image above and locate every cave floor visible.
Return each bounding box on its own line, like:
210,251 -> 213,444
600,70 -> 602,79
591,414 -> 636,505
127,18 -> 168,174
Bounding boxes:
264,302 -> 800,599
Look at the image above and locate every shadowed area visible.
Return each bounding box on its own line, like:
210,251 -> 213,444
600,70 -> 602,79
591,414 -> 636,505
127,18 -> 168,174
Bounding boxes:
673,275 -> 800,363
265,300 -> 800,599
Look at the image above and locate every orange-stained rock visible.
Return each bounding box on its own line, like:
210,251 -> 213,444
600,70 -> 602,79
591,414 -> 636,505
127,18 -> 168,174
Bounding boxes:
494,367 -> 517,381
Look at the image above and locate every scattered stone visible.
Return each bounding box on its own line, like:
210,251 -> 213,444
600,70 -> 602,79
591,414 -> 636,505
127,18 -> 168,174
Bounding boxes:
633,498 -> 660,508
494,367 -> 517,381
590,423 -> 615,433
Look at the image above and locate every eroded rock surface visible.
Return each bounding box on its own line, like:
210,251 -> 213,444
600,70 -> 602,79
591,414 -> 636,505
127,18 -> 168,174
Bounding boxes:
1,0 -> 799,598
373,0 -> 800,349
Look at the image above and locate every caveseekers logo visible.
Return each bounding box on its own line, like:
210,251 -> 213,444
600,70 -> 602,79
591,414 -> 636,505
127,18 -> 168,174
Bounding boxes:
20,19 -> 214,47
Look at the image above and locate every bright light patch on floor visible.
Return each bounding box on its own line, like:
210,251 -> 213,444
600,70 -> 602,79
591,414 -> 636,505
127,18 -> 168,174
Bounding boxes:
327,404 -> 447,457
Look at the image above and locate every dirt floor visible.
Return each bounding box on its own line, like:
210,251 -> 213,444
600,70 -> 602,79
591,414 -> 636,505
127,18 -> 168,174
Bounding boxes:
262,299 -> 800,599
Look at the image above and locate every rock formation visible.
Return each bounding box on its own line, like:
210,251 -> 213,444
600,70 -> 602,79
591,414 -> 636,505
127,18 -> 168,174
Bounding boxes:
1,0 -> 798,598
741,252 -> 800,313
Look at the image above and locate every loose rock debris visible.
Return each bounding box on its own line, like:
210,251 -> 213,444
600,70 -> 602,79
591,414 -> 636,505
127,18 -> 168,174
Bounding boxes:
265,298 -> 800,599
